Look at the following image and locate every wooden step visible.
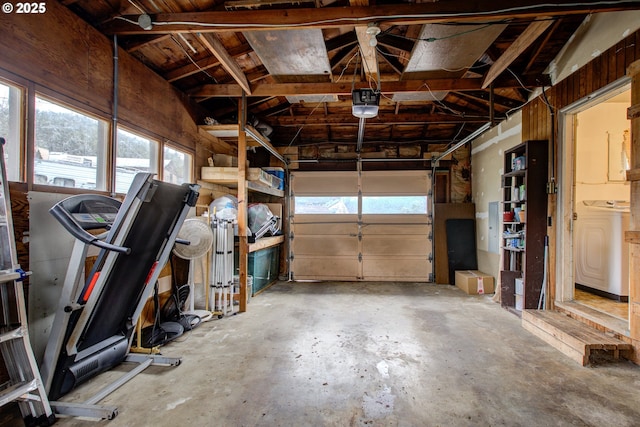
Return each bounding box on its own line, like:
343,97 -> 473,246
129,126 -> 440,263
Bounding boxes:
522,309 -> 632,366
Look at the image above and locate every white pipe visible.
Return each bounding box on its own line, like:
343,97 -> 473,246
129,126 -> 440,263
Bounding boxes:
433,122 -> 491,163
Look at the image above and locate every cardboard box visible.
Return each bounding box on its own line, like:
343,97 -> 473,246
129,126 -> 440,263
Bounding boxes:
212,154 -> 238,167
455,270 -> 495,295
201,167 -> 279,188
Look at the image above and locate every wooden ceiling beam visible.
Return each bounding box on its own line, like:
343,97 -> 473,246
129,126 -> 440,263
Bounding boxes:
451,90 -> 521,109
522,18 -> 563,75
355,25 -> 380,83
350,0 -> 380,86
268,113 -> 488,126
482,19 -> 554,88
188,75 -> 544,97
198,33 -> 252,94
190,78 -> 486,97
100,1 -> 638,35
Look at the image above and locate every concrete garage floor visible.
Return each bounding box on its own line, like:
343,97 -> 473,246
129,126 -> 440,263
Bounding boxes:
50,281 -> 640,427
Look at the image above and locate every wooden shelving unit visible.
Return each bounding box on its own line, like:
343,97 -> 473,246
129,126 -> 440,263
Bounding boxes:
201,123 -> 285,162
199,114 -> 286,312
248,235 -> 284,253
500,140 -> 548,310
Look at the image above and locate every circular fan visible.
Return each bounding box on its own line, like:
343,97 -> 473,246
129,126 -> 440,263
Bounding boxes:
173,218 -> 213,260
173,218 -> 214,322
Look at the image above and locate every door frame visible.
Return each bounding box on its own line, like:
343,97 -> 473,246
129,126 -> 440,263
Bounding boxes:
556,77 -> 631,308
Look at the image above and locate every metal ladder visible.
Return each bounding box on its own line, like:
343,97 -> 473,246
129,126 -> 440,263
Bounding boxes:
0,138 -> 55,426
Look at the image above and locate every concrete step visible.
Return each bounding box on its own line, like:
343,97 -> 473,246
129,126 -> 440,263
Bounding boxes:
522,309 -> 632,366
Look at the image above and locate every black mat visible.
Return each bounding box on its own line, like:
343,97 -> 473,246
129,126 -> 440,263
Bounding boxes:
445,218 -> 478,285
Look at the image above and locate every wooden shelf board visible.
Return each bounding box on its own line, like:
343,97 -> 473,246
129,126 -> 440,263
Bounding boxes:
200,179 -> 284,197
503,169 -> 526,178
247,181 -> 284,197
200,124 -> 276,151
249,235 -> 284,253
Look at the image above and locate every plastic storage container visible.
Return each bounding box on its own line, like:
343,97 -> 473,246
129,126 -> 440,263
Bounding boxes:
262,167 -> 285,190
239,246 -> 280,295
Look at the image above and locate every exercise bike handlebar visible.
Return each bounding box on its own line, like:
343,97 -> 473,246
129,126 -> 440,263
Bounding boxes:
50,205 -> 131,254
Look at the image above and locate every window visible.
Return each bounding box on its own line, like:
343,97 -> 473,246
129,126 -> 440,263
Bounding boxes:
294,196 -> 358,214
34,96 -> 108,190
163,145 -> 192,184
115,128 -> 159,193
362,196 -> 428,214
0,81 -> 24,181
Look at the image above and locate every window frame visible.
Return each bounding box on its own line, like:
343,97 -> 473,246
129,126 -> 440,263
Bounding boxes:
33,93 -> 110,192
1,70 -> 197,194
114,126 -> 160,194
162,143 -> 194,185
0,76 -> 27,182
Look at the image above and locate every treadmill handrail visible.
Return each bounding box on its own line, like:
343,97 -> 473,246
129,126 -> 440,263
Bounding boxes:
50,204 -> 131,254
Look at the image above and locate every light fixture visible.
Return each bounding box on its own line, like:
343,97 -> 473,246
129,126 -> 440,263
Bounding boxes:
366,23 -> 381,47
137,13 -> 153,31
352,88 -> 380,119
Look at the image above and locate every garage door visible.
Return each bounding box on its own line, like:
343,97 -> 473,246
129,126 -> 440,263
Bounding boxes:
290,170 -> 432,281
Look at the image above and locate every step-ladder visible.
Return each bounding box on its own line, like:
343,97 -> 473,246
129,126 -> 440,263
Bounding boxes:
0,137 -> 55,426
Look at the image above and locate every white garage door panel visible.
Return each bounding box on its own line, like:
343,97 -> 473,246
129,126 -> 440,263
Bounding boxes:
293,256 -> 360,279
294,236 -> 359,256
363,224 -> 430,235
363,257 -> 431,280
291,171 -> 358,195
361,170 -> 429,194
362,234 -> 429,256
293,215 -> 358,235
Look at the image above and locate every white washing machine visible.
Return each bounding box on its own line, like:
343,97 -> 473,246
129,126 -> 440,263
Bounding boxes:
574,200 -> 630,301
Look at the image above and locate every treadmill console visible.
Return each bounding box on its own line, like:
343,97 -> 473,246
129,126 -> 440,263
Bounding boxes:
58,196 -> 121,230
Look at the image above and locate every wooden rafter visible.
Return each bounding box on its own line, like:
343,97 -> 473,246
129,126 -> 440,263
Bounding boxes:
164,55 -> 221,82
198,33 -> 252,94
124,34 -> 172,52
325,31 -> 358,52
355,25 -> 380,82
330,45 -> 359,72
451,90 -> 521,109
377,46 -> 404,75
522,18 -> 563,75
482,19 -> 554,88
377,33 -> 415,53
350,0 -> 380,85
163,41 -> 254,82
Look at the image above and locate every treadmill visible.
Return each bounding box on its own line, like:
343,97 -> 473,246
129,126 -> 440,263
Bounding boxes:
40,173 -> 199,404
